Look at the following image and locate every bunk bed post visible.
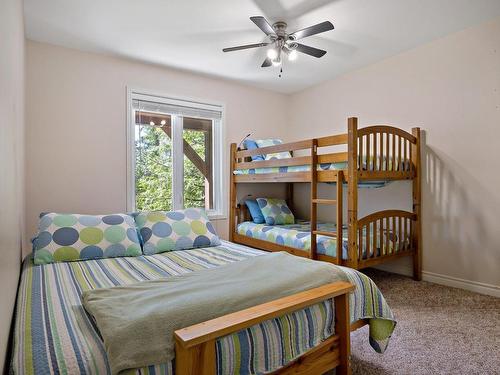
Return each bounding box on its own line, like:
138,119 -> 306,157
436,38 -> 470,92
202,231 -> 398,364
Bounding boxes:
411,128 -> 422,281
310,139 -> 318,260
347,118 -> 359,269
229,143 -> 237,242
336,170 -> 344,264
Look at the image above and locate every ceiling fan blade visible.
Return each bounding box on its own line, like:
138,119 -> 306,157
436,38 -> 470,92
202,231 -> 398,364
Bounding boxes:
295,43 -> 327,58
289,21 -> 334,40
222,42 -> 269,52
250,16 -> 276,36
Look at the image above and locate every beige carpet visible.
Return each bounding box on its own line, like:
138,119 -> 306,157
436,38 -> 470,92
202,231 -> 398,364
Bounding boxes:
350,269 -> 500,375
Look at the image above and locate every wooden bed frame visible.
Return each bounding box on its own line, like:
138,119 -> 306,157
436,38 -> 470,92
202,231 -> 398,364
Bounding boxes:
175,281 -> 355,375
229,117 -> 422,280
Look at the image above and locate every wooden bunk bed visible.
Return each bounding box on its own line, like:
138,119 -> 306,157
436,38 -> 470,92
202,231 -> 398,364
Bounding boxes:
229,117 -> 422,280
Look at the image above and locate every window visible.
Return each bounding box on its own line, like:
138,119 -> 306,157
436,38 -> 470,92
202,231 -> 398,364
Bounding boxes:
127,89 -> 225,218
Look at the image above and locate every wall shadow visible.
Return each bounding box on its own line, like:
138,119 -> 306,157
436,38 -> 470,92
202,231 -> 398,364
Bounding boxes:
421,130 -> 499,284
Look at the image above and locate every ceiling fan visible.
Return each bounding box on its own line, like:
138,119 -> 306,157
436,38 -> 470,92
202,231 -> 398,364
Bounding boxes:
222,16 -> 334,68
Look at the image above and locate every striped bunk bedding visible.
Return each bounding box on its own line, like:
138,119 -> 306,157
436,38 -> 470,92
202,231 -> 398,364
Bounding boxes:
233,162 -> 388,188
233,161 -> 347,175
238,220 -> 407,259
12,241 -> 395,375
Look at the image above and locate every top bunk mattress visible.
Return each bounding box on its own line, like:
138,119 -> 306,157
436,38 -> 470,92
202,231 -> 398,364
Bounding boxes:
233,159 -> 407,187
233,157 -> 410,175
233,161 -> 346,175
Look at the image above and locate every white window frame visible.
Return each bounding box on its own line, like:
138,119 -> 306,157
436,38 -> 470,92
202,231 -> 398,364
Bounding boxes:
126,87 -> 226,219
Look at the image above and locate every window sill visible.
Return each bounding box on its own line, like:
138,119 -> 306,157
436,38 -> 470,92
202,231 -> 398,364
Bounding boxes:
208,214 -> 227,221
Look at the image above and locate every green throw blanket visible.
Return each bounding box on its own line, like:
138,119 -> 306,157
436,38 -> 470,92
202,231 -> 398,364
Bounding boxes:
82,252 -> 348,374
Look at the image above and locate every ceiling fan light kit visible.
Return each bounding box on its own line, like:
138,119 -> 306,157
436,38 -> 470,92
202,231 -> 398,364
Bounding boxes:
222,16 -> 334,73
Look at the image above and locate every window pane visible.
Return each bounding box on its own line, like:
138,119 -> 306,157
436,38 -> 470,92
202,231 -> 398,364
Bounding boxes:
182,117 -> 213,210
134,111 -> 173,211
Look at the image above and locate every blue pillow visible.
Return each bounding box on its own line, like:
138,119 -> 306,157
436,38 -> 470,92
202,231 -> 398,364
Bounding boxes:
243,139 -> 264,161
245,199 -> 265,224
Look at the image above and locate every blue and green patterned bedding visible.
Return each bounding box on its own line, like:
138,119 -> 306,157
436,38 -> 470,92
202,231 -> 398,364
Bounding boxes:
12,241 -> 395,375
234,162 -> 388,188
234,161 -> 347,175
238,220 -> 349,259
238,220 -> 407,259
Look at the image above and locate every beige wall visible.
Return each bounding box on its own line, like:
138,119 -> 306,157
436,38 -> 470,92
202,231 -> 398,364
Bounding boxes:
24,17 -> 500,294
0,0 -> 25,370
287,17 -> 500,290
25,41 -> 289,252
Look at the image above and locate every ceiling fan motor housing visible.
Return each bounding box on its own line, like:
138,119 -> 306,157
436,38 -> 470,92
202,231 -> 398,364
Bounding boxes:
272,21 -> 288,37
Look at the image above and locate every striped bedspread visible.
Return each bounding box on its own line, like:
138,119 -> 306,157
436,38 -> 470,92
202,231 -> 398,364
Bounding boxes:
12,241 -> 395,375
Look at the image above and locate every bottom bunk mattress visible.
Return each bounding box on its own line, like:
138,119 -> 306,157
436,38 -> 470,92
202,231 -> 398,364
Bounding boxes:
12,241 -> 395,375
237,220 -> 408,259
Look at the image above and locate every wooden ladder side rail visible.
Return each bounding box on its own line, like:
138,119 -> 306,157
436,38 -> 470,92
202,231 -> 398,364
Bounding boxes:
347,118 -> 359,269
310,139 -> 319,260
229,143 -> 237,242
411,127 -> 422,281
174,281 -> 355,375
336,170 -> 344,264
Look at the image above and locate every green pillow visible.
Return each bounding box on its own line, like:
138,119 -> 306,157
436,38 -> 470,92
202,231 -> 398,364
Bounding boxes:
256,198 -> 295,225
135,208 -> 221,255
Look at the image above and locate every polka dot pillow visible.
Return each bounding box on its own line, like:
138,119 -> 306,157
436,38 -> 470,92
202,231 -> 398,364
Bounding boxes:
33,213 -> 141,264
254,139 -> 292,160
256,198 -> 295,225
135,208 -> 221,255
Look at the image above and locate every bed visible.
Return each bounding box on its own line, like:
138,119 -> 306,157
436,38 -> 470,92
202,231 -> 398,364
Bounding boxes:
12,240 -> 395,375
229,117 -> 422,278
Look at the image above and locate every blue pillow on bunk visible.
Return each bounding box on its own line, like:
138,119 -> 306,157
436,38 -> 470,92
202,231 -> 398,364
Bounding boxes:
254,139 -> 292,160
245,199 -> 265,224
243,139 -> 264,161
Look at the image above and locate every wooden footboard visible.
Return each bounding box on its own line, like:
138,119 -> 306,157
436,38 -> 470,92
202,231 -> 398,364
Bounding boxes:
355,209 -> 417,269
175,281 -> 355,375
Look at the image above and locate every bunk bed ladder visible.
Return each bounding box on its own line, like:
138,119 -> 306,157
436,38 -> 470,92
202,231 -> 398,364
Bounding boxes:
310,141 -> 344,264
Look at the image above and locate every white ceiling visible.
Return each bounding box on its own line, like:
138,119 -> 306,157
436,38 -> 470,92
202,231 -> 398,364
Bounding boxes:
24,0 -> 500,93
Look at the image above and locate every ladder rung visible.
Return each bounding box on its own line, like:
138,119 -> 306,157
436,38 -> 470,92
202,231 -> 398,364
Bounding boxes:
313,230 -> 337,238
312,199 -> 337,205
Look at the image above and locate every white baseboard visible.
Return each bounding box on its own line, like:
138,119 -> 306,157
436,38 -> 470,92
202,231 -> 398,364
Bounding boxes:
421,271 -> 500,298
373,264 -> 500,298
